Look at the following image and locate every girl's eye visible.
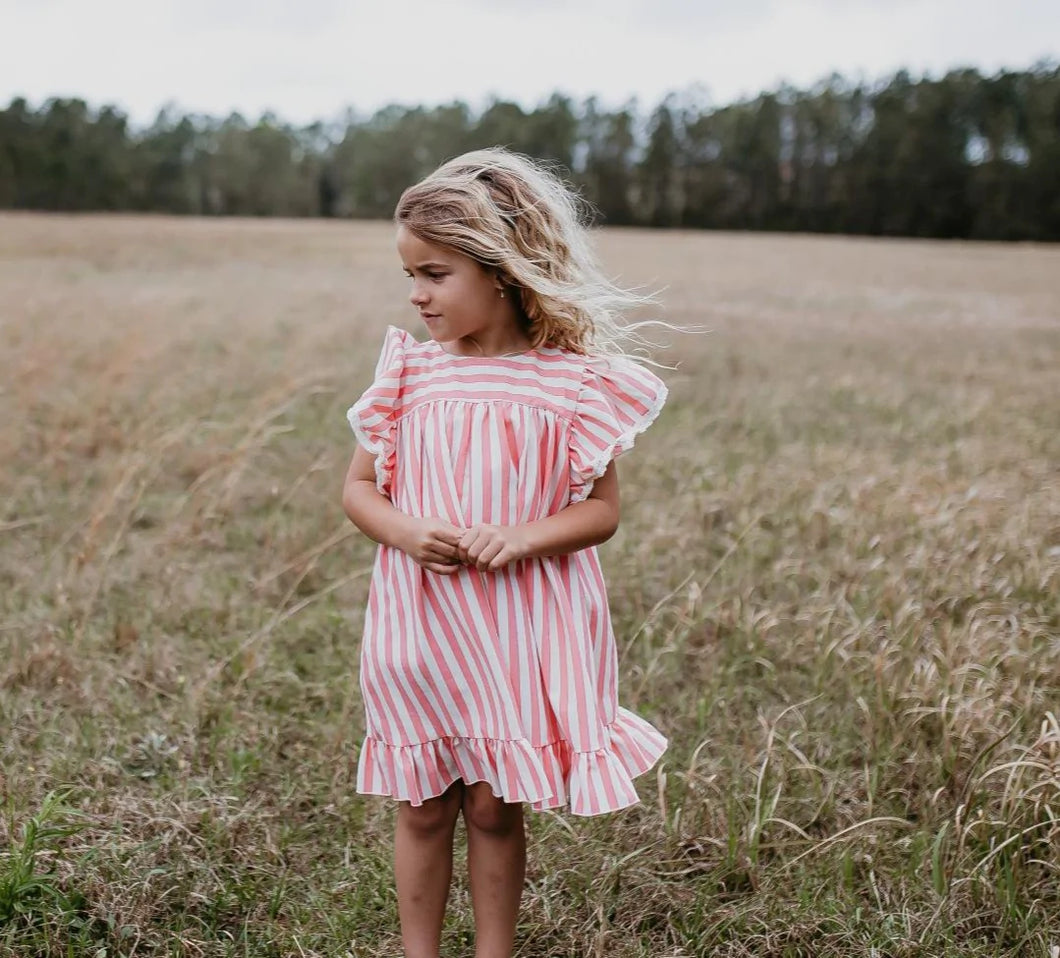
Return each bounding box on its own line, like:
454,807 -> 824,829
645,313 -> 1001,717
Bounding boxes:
427,272 -> 446,281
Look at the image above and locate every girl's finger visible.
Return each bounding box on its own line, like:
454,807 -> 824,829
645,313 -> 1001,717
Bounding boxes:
423,560 -> 461,575
434,527 -> 463,549
458,529 -> 481,562
468,535 -> 492,564
487,547 -> 513,571
477,541 -> 503,569
440,525 -> 465,546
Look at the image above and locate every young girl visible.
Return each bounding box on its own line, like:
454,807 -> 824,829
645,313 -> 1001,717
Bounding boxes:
342,148 -> 669,958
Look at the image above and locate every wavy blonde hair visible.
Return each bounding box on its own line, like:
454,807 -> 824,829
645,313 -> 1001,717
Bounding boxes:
395,147 -> 676,363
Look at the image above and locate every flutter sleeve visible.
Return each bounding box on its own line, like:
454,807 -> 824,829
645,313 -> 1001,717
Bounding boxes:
568,354 -> 669,504
346,325 -> 411,498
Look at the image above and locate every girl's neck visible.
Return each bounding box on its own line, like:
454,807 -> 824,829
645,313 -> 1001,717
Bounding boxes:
442,325 -> 534,358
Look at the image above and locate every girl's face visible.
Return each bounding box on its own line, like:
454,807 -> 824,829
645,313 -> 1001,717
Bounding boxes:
397,226 -> 507,348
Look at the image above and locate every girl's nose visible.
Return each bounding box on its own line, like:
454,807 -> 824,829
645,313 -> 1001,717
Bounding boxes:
409,283 -> 429,307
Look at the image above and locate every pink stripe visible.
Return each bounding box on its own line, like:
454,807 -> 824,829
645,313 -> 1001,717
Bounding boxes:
423,575 -> 509,734
420,583 -> 493,734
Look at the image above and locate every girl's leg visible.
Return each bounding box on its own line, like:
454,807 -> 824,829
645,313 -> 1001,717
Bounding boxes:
460,782 -> 526,958
394,779 -> 465,958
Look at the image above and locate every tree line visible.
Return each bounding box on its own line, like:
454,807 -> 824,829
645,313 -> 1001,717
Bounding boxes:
1,64 -> 1057,240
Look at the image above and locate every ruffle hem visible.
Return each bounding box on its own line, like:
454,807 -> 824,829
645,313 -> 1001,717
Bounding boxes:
356,706 -> 667,816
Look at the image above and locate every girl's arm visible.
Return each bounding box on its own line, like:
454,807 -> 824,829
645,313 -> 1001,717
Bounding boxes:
519,461 -> 621,558
341,444 -> 415,549
456,462 -> 621,569
342,445 -> 464,573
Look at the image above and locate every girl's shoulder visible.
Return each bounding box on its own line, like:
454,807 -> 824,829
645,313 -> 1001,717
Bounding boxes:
374,324 -> 426,366
577,350 -> 669,414
567,350 -> 669,501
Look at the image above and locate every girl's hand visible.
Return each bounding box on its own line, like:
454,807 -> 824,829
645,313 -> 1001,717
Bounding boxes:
398,517 -> 466,575
457,524 -> 529,572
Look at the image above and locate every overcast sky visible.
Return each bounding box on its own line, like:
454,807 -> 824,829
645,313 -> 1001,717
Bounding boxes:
4,0 -> 1057,125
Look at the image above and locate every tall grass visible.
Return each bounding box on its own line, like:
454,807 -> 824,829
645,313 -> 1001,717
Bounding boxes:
1,214 -> 1058,956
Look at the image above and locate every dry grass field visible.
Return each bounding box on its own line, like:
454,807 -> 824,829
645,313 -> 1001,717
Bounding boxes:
1,212 -> 1058,957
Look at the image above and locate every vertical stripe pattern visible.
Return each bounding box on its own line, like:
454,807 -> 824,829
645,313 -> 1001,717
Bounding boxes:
346,325 -> 669,816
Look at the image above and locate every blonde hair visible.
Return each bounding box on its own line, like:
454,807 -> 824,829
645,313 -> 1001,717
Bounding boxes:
394,147 -> 675,363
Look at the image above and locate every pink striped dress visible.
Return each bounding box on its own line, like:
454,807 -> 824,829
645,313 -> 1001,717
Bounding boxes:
346,325 -> 669,816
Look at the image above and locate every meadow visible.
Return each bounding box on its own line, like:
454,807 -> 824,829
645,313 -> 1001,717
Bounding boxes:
1,213 -> 1058,957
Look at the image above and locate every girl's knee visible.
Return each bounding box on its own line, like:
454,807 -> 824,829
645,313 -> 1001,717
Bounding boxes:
461,782 -> 523,834
399,780 -> 463,834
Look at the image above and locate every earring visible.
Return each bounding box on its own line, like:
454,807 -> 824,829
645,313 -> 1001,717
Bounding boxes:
499,289 -> 505,298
